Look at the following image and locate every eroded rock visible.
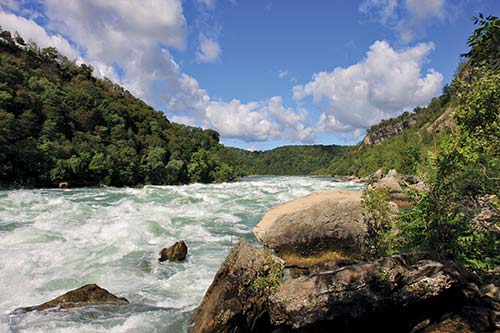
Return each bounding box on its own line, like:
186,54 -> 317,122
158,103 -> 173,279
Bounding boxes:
189,240 -> 283,333
268,255 -> 468,331
16,284 -> 128,312
159,240 -> 188,262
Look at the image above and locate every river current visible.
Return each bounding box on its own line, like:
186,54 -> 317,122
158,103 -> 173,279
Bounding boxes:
0,176 -> 363,332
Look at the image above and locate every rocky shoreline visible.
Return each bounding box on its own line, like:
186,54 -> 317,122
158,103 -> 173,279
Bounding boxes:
10,175 -> 498,332
190,185 -> 500,332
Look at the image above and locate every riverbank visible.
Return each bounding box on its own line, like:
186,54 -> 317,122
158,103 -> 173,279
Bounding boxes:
0,177 -> 363,332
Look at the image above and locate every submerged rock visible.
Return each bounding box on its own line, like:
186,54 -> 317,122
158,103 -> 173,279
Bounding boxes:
189,240 -> 283,333
253,190 -> 368,258
16,284 -> 128,313
159,240 -> 188,262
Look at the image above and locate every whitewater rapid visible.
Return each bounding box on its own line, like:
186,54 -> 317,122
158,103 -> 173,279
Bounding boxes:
0,176 -> 363,332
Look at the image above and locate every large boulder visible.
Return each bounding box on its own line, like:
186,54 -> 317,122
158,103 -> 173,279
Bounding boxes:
16,284 -> 128,313
159,240 -> 188,262
190,241 -> 499,332
253,190 -> 369,258
268,255 -> 472,331
189,240 -> 284,333
371,175 -> 403,194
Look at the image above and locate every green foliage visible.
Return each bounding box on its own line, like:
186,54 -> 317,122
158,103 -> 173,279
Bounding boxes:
221,144 -> 350,176
249,249 -> 284,293
462,14 -> 500,71
361,187 -> 394,259
356,18 -> 500,273
0,28 -> 236,187
397,67 -> 500,272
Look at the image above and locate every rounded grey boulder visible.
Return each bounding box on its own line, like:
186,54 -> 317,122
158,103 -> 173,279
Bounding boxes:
253,190 -> 369,257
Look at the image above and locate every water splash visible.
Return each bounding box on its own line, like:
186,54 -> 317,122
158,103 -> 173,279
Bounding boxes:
0,176 -> 363,332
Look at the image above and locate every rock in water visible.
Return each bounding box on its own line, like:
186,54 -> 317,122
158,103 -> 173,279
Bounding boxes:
15,284 -> 128,312
253,190 -> 368,257
189,240 -> 284,333
159,240 -> 188,262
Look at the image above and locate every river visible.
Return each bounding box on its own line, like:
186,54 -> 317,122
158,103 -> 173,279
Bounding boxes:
0,176 -> 363,332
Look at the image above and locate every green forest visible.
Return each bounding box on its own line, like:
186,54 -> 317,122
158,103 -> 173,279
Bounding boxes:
221,145 -> 349,176
0,29 -> 239,187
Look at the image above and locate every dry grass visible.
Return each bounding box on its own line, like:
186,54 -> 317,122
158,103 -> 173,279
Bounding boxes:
279,250 -> 350,268
390,199 -> 413,209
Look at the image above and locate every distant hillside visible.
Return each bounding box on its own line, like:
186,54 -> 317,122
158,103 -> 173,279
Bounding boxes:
329,74 -> 458,177
221,145 -> 350,176
362,94 -> 453,146
0,29 -> 236,187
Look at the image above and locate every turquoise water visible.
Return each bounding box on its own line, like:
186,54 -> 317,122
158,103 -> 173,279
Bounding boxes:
0,176 -> 363,332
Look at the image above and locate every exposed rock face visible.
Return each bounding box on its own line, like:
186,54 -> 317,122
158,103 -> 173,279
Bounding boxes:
426,107 -> 455,133
253,190 -> 368,257
159,240 -> 188,262
191,243 -> 500,332
461,194 -> 500,235
16,284 -> 128,312
268,255 -> 468,331
189,240 -> 283,333
363,116 -> 419,145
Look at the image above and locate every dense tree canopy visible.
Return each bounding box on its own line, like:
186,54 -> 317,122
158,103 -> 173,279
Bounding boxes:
0,27 -> 236,187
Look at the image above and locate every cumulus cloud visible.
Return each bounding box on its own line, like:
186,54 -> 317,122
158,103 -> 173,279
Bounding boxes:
196,35 -> 221,63
293,40 -> 442,132
360,0 -> 448,41
203,97 -> 314,142
0,10 -> 81,61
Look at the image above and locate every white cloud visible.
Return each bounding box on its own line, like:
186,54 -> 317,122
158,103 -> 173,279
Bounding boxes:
203,97 -> 314,142
359,0 -> 398,24
360,0 -> 448,42
0,10 -> 81,61
170,115 -> 197,126
293,40 -> 442,132
405,0 -> 445,20
196,35 -> 221,63
39,0 -> 188,103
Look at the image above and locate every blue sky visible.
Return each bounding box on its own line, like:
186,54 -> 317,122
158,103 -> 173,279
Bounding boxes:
0,0 -> 498,150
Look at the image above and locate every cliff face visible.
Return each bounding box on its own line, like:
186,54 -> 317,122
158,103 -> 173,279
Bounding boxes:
362,115 -> 420,145
362,102 -> 455,146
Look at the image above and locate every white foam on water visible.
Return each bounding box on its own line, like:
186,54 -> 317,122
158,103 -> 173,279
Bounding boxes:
0,176 -> 363,332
